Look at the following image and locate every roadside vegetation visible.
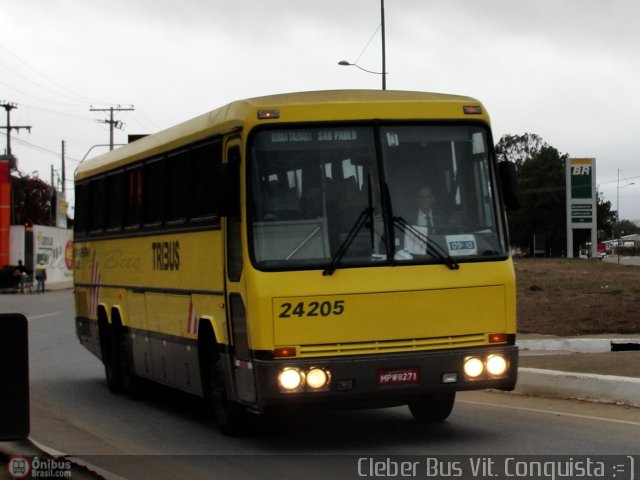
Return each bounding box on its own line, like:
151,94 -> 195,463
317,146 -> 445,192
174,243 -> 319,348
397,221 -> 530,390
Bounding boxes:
515,258 -> 640,335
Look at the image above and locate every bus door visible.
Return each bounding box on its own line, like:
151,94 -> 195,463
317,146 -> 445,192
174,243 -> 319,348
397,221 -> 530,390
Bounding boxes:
128,289 -> 155,379
224,139 -> 256,404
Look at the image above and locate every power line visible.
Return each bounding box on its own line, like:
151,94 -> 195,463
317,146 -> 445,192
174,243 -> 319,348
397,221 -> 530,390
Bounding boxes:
0,62 -> 91,106
14,102 -> 95,123
126,109 -> 160,132
354,25 -> 382,65
0,42 -> 115,105
1,133 -> 80,164
599,174 -> 640,185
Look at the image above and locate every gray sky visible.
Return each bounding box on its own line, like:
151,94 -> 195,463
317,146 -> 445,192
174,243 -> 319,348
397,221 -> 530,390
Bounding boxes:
2,0 -> 640,220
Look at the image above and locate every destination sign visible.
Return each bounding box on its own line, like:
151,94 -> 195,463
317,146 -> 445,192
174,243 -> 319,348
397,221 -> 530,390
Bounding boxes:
269,129 -> 359,144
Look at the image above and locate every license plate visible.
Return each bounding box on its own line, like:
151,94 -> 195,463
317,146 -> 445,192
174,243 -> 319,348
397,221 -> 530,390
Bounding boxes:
377,367 -> 420,386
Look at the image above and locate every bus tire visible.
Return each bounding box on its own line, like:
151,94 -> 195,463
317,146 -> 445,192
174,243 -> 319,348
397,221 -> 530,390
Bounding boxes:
101,322 -> 125,395
117,334 -> 148,400
111,315 -> 148,400
408,392 -> 456,422
209,354 -> 249,436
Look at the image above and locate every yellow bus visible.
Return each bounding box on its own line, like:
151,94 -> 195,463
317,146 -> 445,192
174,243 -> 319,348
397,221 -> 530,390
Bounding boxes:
74,90 -> 518,434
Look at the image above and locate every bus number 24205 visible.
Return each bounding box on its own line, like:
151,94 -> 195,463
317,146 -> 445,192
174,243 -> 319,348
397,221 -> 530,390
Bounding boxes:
279,300 -> 345,318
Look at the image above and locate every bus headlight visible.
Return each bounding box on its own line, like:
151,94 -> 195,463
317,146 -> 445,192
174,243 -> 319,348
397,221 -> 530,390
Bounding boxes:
278,367 -> 304,392
278,366 -> 332,393
306,367 -> 330,390
463,356 -> 484,378
486,354 -> 508,376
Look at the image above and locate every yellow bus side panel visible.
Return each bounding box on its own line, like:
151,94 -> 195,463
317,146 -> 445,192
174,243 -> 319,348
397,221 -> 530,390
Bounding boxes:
73,229 -> 226,340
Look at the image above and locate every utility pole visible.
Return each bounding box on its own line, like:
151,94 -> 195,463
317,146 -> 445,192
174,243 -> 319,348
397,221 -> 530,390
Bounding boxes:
61,140 -> 66,195
0,101 -> 31,265
90,105 -> 134,150
50,164 -> 55,227
0,102 -> 32,167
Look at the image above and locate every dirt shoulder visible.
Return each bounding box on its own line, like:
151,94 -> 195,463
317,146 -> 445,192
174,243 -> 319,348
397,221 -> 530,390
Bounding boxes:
515,258 -> 640,336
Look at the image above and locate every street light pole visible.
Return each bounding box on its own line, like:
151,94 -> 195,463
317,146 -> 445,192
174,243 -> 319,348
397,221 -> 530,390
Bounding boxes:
616,168 -> 635,264
617,168 -> 620,264
338,0 -> 387,90
338,61 -> 384,76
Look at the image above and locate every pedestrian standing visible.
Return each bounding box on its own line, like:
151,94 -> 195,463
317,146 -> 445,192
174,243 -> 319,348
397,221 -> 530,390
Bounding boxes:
35,261 -> 47,293
15,260 -> 29,293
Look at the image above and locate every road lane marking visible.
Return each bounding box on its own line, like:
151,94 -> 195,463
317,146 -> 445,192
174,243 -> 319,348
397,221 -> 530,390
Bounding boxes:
459,399 -> 640,427
29,312 -> 63,320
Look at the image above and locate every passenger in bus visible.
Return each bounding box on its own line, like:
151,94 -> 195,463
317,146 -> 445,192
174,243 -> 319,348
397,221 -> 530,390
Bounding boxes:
409,186 -> 446,232
327,175 -> 366,252
261,180 -> 301,220
300,186 -> 323,218
396,186 -> 451,257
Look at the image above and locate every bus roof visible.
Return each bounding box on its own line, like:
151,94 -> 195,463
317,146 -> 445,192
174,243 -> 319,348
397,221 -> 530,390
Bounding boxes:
75,89 -> 488,180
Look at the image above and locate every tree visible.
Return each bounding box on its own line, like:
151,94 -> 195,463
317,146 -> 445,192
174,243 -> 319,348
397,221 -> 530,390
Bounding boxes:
495,133 -> 549,167
496,133 -> 568,255
596,193 -> 616,240
11,171 -> 54,226
615,219 -> 640,237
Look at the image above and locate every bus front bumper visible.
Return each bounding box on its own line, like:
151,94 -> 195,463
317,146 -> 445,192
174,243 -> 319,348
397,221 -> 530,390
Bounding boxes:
249,345 -> 518,410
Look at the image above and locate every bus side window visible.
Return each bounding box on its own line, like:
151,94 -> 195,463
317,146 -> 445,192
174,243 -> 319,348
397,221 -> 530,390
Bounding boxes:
74,182 -> 89,236
190,140 -> 221,222
89,176 -> 107,233
107,171 -> 125,230
166,150 -> 189,223
125,167 -> 143,228
143,158 -> 165,226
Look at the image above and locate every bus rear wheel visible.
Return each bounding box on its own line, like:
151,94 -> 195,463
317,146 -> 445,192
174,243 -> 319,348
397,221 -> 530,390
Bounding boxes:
116,331 -> 148,400
102,320 -> 147,399
408,392 -> 456,422
209,355 -> 250,436
102,323 -> 124,394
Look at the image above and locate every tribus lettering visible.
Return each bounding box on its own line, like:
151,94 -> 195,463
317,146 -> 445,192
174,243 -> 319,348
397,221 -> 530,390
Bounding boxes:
152,241 -> 180,271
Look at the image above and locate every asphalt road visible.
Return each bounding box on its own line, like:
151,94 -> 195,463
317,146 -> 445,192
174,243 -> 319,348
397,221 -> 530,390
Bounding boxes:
2,291 -> 640,479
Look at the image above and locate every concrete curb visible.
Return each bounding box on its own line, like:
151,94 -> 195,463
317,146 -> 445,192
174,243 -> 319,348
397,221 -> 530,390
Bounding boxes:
519,338 -> 640,353
517,368 -> 640,407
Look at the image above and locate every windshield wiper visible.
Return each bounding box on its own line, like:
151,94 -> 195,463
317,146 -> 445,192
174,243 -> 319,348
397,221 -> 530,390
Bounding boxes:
323,176 -> 375,276
322,206 -> 373,276
394,216 -> 460,270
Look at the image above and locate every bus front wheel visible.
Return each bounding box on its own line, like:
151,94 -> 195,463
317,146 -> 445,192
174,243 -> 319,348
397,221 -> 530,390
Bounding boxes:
408,392 -> 456,422
209,355 -> 249,436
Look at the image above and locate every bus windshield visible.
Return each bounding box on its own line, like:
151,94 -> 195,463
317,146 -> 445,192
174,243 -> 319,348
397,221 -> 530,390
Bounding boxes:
249,124 -> 507,270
